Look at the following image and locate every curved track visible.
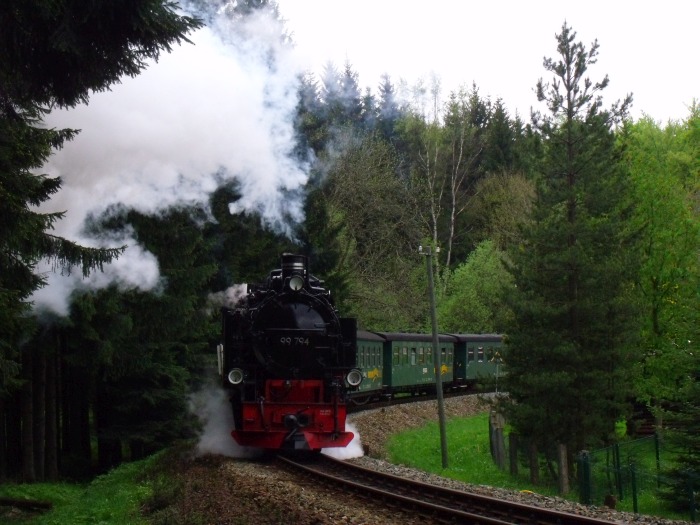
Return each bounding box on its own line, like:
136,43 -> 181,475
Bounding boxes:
278,454 -> 619,525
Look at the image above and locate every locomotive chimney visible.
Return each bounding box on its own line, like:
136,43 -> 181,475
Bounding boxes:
281,253 -> 307,281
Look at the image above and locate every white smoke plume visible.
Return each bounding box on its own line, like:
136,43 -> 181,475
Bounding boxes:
207,284 -> 248,311
189,384 -> 262,458
31,2 -> 309,315
322,421 -> 365,459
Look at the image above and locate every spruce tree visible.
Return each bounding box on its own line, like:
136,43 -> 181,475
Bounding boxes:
376,74 -> 402,143
0,0 -> 201,480
66,207 -> 218,471
501,23 -> 637,463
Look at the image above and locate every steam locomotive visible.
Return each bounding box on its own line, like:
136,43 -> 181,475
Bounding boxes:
217,253 -> 505,452
217,254 -> 361,451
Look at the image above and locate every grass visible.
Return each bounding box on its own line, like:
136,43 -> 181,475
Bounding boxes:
387,413 -> 692,522
0,454 -> 162,525
388,413 -> 557,494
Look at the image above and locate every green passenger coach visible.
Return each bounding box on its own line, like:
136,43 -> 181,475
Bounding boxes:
350,331 -> 504,403
452,333 -> 505,387
354,330 -> 385,396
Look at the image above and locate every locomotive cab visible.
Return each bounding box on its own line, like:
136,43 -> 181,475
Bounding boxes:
219,254 -> 360,451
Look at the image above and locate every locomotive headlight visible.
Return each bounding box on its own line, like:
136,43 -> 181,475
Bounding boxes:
346,368 -> 363,387
227,368 -> 245,385
288,275 -> 304,291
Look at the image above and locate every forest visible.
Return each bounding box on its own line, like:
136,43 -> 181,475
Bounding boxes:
0,0 -> 698,507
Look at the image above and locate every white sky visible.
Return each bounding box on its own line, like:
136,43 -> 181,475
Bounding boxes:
276,0 -> 698,123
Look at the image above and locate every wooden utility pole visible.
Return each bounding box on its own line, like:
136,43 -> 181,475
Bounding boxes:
420,244 -> 448,469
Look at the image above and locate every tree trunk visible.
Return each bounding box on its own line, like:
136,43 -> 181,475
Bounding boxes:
489,410 -> 506,470
529,441 -> 539,485
20,346 -> 35,482
509,433 -> 519,476
44,339 -> 59,481
96,378 -> 122,472
33,348 -> 46,481
61,358 -> 92,479
130,439 -> 145,461
97,435 -> 122,472
5,392 -> 22,478
557,443 -> 570,495
0,398 -> 6,480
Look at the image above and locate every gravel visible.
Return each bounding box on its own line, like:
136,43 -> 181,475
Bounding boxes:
158,395 -> 693,525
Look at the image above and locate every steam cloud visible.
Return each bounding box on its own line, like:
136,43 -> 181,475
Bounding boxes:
31,2 -> 309,315
322,421 -> 365,459
189,385 -> 261,458
207,284 -> 248,313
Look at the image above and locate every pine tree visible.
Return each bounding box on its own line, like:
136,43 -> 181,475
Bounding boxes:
501,23 -> 637,464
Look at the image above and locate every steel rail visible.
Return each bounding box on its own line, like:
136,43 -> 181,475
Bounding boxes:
279,454 -> 620,525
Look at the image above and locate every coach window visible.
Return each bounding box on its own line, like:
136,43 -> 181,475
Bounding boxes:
402,347 -> 408,365
468,347 -> 475,363
418,347 -> 424,364
426,348 -> 433,364
448,347 -> 453,364
393,348 -> 399,365
477,347 -> 484,362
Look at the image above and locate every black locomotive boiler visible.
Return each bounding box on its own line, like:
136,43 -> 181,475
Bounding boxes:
218,254 -> 361,451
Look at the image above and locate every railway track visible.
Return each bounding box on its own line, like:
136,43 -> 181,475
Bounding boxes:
278,453 -> 619,525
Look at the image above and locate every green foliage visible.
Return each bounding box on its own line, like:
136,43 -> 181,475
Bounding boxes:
0,0 -> 201,400
614,419 -> 628,440
0,105 -> 124,396
650,106 -> 700,509
465,172 -> 535,252
319,131 -> 427,329
0,0 -> 202,109
206,182 -> 297,289
0,453 -> 161,524
297,186 -> 352,311
623,111 -> 700,405
660,367 -> 700,512
501,22 -> 638,454
438,240 -> 514,333
64,207 -> 219,465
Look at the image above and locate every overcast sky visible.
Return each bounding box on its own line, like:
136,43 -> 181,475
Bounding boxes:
276,0 -> 698,123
